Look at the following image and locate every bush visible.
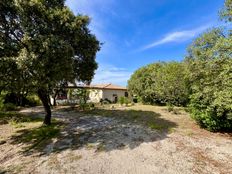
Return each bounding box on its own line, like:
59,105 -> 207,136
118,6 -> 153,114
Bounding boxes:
119,97 -> 130,106
0,92 -> 41,107
119,97 -> 125,105
189,106 -> 232,132
1,103 -> 18,111
26,95 -> 41,106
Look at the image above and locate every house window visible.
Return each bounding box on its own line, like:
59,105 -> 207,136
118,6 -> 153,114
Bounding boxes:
125,92 -> 128,97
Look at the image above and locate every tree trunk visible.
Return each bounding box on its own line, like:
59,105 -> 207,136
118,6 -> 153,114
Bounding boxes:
53,92 -> 58,106
53,97 -> 57,106
38,88 -> 51,125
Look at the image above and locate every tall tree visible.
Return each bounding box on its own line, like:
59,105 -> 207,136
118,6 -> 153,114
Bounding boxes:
184,0 -> 232,131
128,62 -> 189,106
128,63 -> 163,104
0,0 -> 100,125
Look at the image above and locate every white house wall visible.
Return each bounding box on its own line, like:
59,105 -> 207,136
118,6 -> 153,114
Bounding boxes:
88,89 -> 127,103
102,89 -> 126,102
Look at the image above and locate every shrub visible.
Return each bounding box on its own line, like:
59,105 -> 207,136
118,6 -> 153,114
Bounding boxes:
1,103 -> 18,111
189,105 -> 232,132
26,95 -> 41,106
119,96 -> 125,105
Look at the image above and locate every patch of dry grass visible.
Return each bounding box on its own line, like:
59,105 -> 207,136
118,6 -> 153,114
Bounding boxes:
0,111 -> 43,125
83,106 -> 177,132
10,121 -> 63,152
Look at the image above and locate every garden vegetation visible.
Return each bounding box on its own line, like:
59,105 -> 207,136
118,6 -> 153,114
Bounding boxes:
128,0 -> 232,131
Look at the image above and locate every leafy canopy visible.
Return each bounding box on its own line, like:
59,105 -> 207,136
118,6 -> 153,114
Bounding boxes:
0,0 -> 100,124
128,62 -> 189,106
0,0 -> 100,91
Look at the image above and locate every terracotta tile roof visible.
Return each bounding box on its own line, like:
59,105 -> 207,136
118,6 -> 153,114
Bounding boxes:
68,83 -> 127,90
90,83 -> 127,90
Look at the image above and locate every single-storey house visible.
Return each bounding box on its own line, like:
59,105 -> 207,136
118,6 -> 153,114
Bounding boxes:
56,83 -> 128,103
86,83 -> 128,103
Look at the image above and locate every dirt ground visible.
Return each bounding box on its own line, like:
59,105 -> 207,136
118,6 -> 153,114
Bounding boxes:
0,104 -> 232,174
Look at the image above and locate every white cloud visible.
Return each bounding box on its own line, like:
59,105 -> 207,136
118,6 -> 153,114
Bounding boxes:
92,64 -> 132,86
140,25 -> 211,51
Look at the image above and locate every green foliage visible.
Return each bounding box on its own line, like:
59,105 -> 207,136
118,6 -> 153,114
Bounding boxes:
0,93 -> 18,111
0,92 -> 41,107
186,27 -> 232,131
119,96 -> 130,106
189,104 -> 232,132
127,1 -> 232,132
1,103 -> 18,111
0,93 -> 5,110
26,95 -> 42,106
128,62 -> 189,106
119,96 -> 125,105
220,0 -> 232,22
0,0 -> 100,124
128,63 -> 161,104
124,97 -> 129,106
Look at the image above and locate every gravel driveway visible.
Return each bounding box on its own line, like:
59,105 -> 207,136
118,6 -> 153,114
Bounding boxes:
0,105 -> 232,174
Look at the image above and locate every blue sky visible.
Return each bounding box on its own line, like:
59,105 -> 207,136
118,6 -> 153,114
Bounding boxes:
66,0 -> 225,86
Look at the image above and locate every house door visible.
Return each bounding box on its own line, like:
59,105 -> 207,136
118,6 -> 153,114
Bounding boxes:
113,94 -> 118,103
114,96 -> 118,103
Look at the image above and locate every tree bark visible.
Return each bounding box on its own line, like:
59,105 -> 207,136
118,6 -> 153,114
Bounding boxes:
53,92 -> 58,106
38,88 -> 51,125
53,97 -> 57,106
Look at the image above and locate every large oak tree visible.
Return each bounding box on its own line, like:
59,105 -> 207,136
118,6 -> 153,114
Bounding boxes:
0,0 -> 100,125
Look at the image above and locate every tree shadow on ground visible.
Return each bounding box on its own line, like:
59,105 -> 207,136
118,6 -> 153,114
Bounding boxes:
7,108 -> 177,156
0,111 -> 43,125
